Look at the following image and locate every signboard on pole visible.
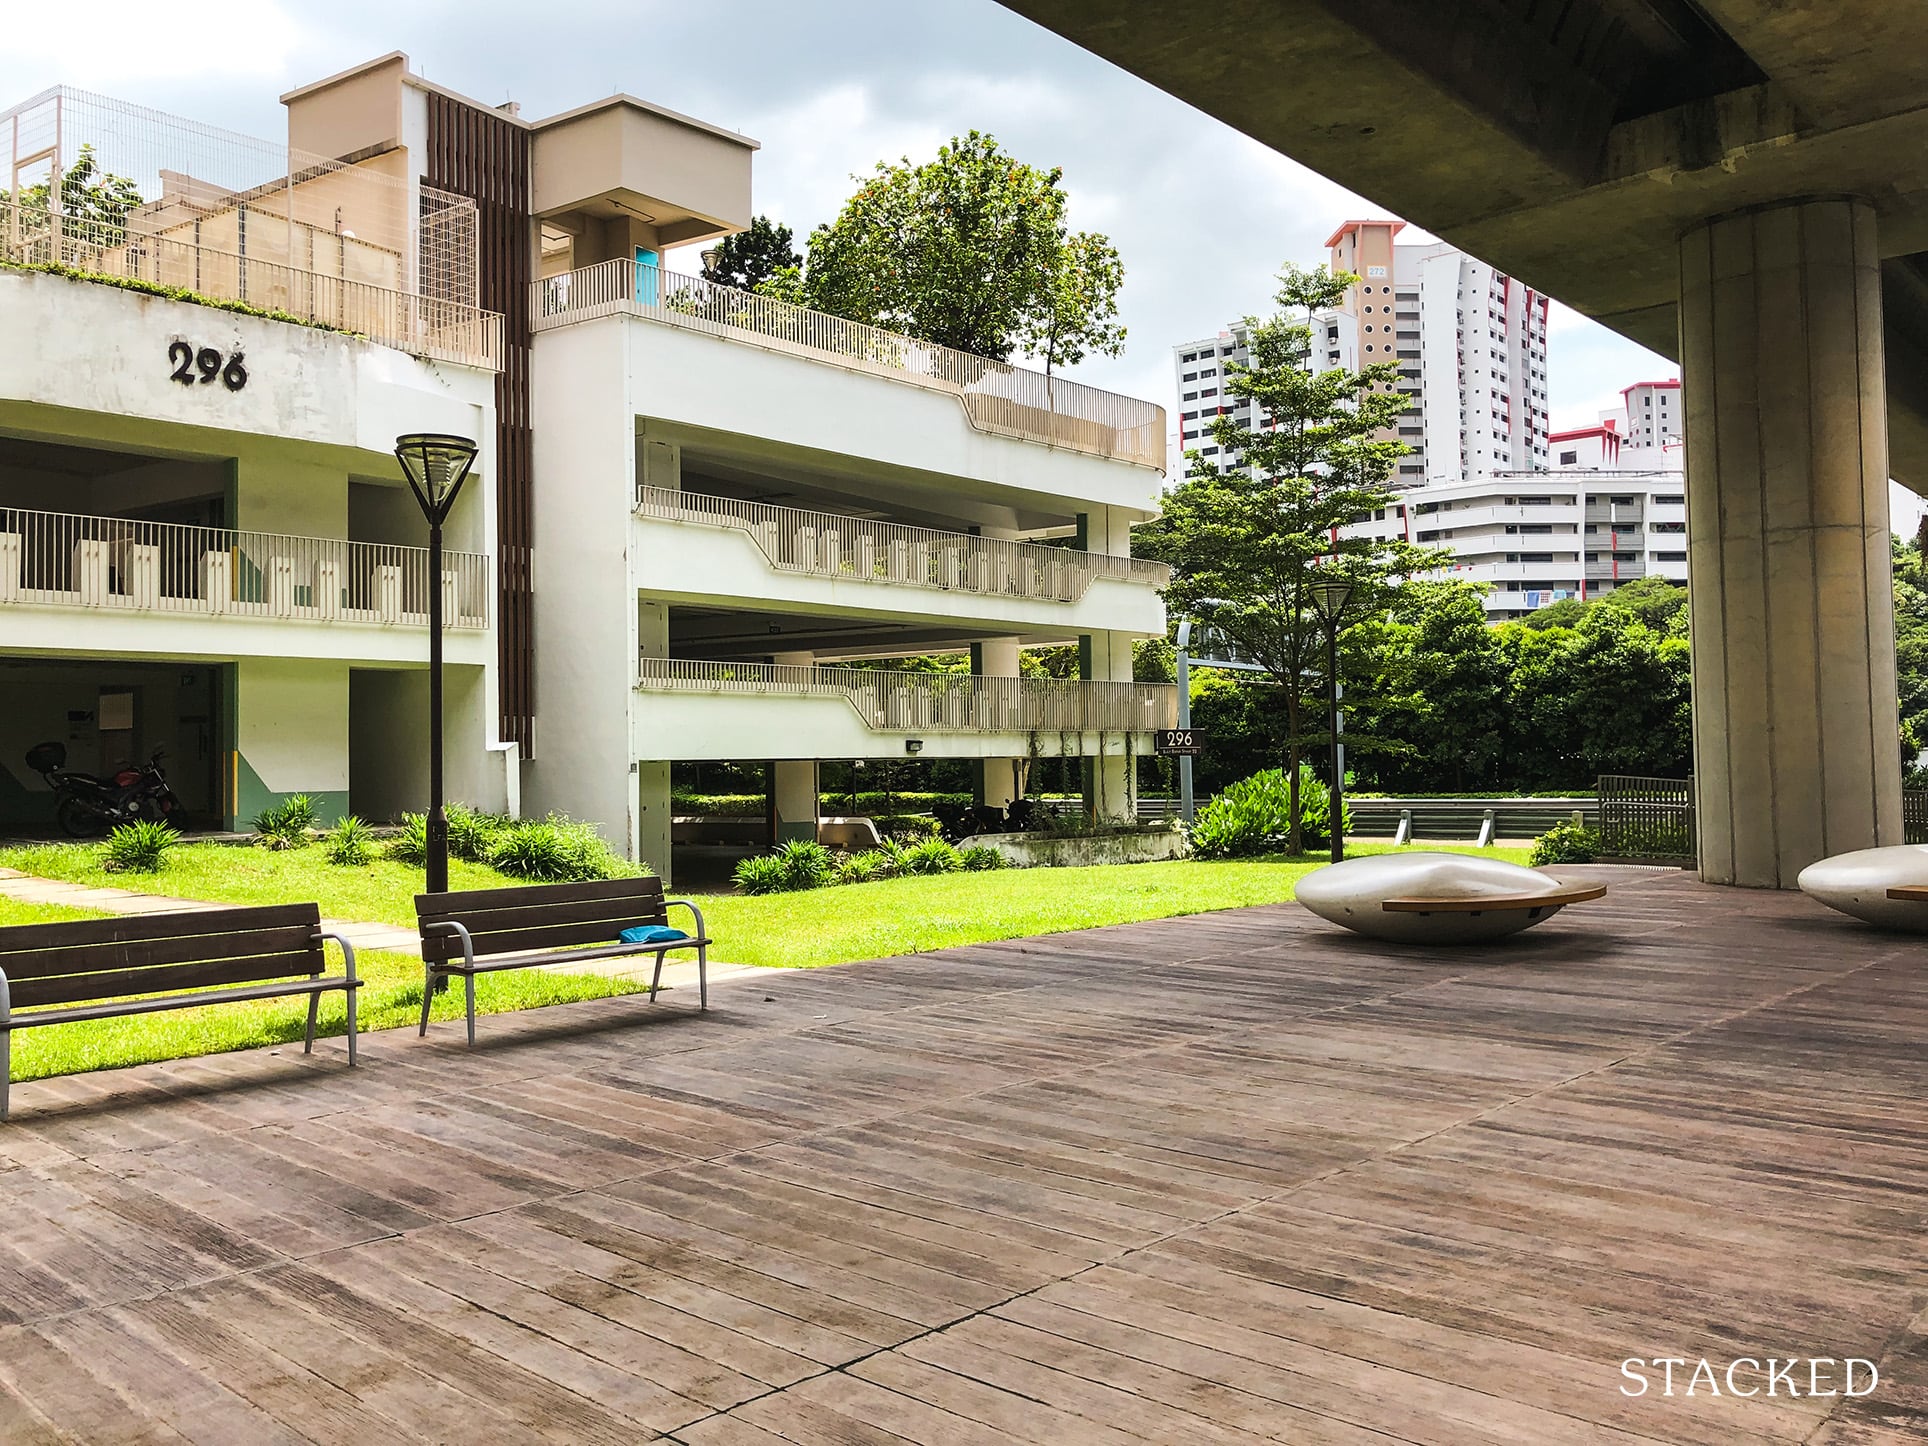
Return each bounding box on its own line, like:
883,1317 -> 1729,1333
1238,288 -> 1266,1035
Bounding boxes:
1155,728 -> 1205,757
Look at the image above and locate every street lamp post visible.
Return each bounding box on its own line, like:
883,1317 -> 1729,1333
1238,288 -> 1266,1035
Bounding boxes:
394,433 -> 479,897
1306,574 -> 1353,865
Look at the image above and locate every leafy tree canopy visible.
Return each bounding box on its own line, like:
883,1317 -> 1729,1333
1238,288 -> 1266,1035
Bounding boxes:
701,215 -> 802,294
797,131 -> 1124,367
3,145 -> 143,248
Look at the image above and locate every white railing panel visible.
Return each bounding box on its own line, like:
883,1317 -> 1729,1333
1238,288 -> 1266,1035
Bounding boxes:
4,200 -> 503,371
636,485 -> 1168,601
0,507 -> 489,629
534,260 -> 1165,470
636,657 -> 1176,734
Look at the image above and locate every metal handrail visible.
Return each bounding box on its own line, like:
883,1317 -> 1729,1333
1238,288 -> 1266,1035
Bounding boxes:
636,657 -> 1176,733
636,485 -> 1168,601
533,259 -> 1165,470
3,200 -> 503,370
0,506 -> 489,629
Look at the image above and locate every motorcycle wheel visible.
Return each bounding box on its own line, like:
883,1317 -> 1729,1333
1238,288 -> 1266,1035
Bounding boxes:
55,797 -> 107,838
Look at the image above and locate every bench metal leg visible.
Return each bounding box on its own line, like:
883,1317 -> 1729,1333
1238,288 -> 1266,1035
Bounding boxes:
649,951 -> 666,1001
418,965 -> 436,1037
1,1030 -> 9,1124
303,991 -> 321,1054
465,973 -> 477,1048
697,942 -> 708,1010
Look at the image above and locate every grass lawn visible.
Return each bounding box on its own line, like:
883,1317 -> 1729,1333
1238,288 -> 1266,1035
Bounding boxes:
0,841 -> 1531,1084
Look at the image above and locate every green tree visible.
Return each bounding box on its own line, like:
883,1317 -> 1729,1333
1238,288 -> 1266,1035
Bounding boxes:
701,215 -> 801,293
1499,607 -> 1691,787
1892,535 -> 1928,775
1137,263 -> 1438,850
4,145 -> 143,248
1366,581 -> 1508,790
1597,575 -> 1688,629
798,132 -> 1125,366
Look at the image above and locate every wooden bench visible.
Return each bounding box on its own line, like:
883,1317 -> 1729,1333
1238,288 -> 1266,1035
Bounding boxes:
1382,882 -> 1608,917
415,876 -> 709,1045
0,903 -> 358,1120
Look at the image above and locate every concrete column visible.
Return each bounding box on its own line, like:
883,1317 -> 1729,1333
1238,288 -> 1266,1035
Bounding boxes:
636,760 -> 672,883
1082,631 -> 1136,824
771,649 -> 819,841
975,636 -> 1023,808
1680,198 -> 1902,888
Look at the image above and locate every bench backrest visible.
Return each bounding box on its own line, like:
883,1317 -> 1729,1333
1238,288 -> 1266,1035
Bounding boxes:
416,876 -> 668,963
0,903 -> 326,1012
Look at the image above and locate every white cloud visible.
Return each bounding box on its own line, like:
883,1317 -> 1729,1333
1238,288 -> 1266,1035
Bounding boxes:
3,1 -> 311,92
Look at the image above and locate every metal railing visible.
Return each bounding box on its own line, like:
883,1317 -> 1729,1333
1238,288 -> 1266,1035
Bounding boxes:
636,485 -> 1168,601
533,259 -> 1165,470
637,657 -> 1176,734
1596,774 -> 1694,860
0,507 -> 489,629
4,201 -> 503,370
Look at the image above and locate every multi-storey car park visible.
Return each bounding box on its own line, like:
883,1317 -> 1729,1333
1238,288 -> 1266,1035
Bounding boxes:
1,55 -> 1175,879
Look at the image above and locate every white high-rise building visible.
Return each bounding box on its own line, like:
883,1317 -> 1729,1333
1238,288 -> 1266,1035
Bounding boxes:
1172,221 -> 1550,485
1342,377 -> 1688,620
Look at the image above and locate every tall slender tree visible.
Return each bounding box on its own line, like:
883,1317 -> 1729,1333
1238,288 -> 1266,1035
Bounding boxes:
1138,263 -> 1439,851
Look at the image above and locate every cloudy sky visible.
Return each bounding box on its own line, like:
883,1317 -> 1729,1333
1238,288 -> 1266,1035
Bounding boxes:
6,0 -> 1671,430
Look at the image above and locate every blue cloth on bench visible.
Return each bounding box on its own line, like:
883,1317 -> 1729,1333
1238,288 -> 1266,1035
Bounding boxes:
619,924 -> 690,945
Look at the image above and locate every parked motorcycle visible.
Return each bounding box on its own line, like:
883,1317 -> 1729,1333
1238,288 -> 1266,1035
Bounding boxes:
26,741 -> 181,838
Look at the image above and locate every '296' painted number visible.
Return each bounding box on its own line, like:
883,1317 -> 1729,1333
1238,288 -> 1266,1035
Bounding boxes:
168,342 -> 247,392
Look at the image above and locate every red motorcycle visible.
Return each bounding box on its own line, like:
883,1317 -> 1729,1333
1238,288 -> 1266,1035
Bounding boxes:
26,742 -> 180,837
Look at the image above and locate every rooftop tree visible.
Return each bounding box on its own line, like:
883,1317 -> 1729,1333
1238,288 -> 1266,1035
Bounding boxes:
701,215 -> 802,294
797,131 -> 1125,368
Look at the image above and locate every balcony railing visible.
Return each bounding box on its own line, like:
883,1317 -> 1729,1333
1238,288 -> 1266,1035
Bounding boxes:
532,260 -> 1165,470
637,658 -> 1177,734
3,201 -> 504,371
0,507 -> 489,630
637,486 -> 1169,602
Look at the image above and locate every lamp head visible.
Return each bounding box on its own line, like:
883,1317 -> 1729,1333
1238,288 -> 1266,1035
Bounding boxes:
394,433 -> 478,525
1306,573 -> 1353,624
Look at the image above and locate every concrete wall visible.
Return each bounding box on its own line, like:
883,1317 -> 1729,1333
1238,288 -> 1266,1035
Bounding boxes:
347,664 -> 507,822
522,319 -> 640,852
621,318 -> 1164,519
234,657 -> 350,825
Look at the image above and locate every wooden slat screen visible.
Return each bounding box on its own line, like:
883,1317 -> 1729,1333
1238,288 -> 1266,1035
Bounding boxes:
424,93 -> 535,755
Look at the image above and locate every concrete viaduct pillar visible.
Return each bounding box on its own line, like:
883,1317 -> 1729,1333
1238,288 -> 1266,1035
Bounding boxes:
1679,197 -> 1903,887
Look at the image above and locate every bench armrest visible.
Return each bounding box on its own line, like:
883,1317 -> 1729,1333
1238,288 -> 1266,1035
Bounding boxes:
0,962 -> 9,1029
664,899 -> 707,939
422,919 -> 477,969
316,930 -> 359,985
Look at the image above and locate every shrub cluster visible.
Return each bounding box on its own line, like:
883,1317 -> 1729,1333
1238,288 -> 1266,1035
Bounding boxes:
1189,765 -> 1350,859
732,836 -> 1004,895
253,793 -> 318,849
325,815 -> 377,866
100,820 -> 178,873
1529,822 -> 1601,866
377,805 -> 636,882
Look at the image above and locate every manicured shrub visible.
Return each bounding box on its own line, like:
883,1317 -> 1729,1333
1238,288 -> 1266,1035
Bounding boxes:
896,837 -> 962,875
325,815 -> 376,866
387,812 -> 429,864
488,815 -> 631,882
835,849 -> 893,884
876,813 -> 942,842
1530,822 -> 1600,866
733,853 -> 790,895
446,803 -> 508,863
775,839 -> 835,891
957,845 -> 1006,871
1189,765 -> 1349,858
101,820 -> 177,873
252,793 -> 317,847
